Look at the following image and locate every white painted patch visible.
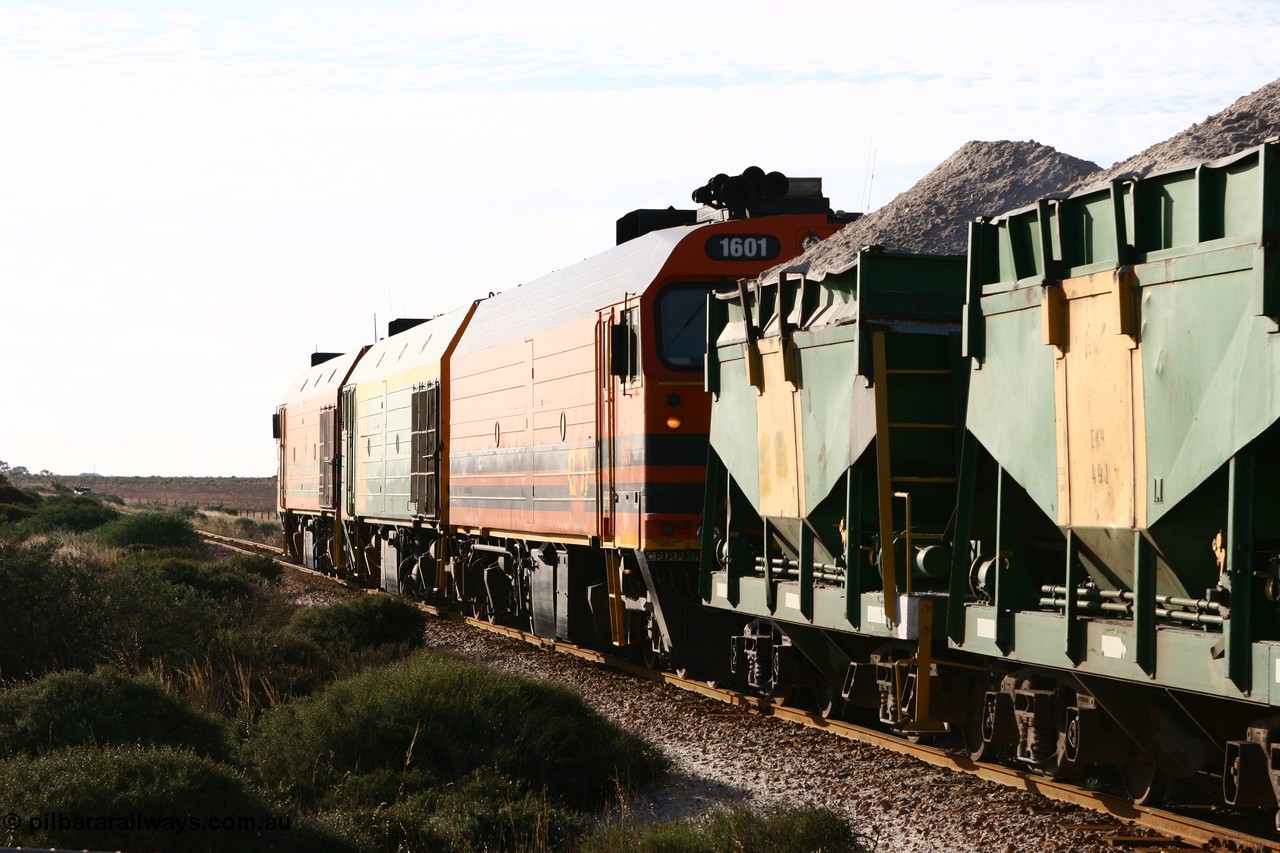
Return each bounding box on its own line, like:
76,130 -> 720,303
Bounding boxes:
1101,634 -> 1126,659
715,582 -> 728,600
1275,658 -> 1280,684
867,604 -> 885,626
976,617 -> 996,639
785,592 -> 800,610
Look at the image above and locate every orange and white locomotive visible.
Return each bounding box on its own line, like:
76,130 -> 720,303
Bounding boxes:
275,170 -> 853,674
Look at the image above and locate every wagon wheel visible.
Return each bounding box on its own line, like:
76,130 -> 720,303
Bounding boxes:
813,681 -> 845,720
960,678 -> 1006,762
960,713 -> 1002,762
1119,755 -> 1172,807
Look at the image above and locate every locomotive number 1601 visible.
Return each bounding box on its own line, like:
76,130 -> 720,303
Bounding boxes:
706,234 -> 780,261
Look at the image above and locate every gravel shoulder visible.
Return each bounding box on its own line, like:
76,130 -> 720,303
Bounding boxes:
421,615 -> 1140,853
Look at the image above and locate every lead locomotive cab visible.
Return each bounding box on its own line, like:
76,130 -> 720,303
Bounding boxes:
436,168 -> 855,679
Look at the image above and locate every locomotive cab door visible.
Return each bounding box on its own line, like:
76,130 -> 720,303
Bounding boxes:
597,309 -> 622,542
342,386 -> 356,517
409,381 -> 441,519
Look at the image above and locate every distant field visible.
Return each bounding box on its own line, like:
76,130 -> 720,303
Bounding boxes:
10,474 -> 278,514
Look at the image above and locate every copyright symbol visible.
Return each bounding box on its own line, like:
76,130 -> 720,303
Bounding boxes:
2,813 -> 18,831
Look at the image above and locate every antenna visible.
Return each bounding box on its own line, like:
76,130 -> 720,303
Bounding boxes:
861,136 -> 877,211
373,313 -> 378,342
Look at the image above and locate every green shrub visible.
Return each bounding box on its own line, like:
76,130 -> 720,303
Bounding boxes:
584,804 -> 865,853
319,769 -> 587,853
0,479 -> 39,507
282,594 -> 426,657
136,554 -> 261,602
21,495 -> 119,533
173,632 -> 330,719
0,746 -> 351,853
96,511 -> 198,548
244,652 -> 666,811
0,669 -> 230,760
93,563 -> 226,668
0,503 -> 36,524
0,540 -> 100,678
223,553 -> 283,584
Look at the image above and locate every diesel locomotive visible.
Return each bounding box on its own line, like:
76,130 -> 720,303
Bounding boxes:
277,143 -> 1280,822
275,169 -> 855,677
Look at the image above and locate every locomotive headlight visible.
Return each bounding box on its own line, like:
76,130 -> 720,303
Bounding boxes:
801,232 -> 823,251
666,416 -> 682,429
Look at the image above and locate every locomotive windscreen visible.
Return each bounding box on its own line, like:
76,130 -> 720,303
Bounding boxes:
655,284 -> 712,370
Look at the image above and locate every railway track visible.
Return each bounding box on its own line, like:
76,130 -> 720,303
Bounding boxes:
200,529 -> 1280,853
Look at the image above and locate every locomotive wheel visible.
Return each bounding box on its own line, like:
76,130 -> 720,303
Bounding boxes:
898,725 -> 940,745
1119,756 -> 1172,807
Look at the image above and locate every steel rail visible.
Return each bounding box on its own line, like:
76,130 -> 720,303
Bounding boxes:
199,530 -> 1279,852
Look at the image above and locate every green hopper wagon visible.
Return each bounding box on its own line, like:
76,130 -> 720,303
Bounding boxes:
957,140 -> 1280,806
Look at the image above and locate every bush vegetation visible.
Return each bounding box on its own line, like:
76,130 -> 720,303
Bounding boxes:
0,538 -> 101,678
0,668 -> 231,761
0,746 -> 349,853
0,476 -> 39,508
95,510 -> 198,548
20,494 -> 119,534
243,651 -> 666,812
584,804 -> 867,853
282,593 -> 426,657
0,490 -> 863,852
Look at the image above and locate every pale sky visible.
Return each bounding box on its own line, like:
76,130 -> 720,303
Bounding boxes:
4,0 -> 1279,476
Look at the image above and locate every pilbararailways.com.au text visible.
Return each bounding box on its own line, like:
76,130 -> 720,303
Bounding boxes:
4,811 -> 292,835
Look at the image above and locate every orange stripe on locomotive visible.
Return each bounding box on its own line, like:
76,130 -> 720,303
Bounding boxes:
447,210 -> 842,550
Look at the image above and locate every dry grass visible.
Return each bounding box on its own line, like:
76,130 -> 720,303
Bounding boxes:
20,531 -> 127,569
155,656 -> 288,720
194,509 -> 282,546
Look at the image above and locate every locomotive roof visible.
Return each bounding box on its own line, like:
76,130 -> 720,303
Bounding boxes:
346,303 -> 475,386
454,225 -> 695,355
280,348 -> 365,408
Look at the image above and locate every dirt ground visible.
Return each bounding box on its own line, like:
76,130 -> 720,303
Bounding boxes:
9,473 -> 277,513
